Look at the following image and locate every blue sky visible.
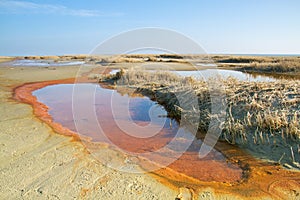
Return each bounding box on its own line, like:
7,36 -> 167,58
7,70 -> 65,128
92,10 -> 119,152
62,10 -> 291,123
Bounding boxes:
0,0 -> 299,55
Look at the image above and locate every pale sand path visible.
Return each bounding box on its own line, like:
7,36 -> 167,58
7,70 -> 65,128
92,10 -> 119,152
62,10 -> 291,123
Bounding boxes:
0,66 -> 178,199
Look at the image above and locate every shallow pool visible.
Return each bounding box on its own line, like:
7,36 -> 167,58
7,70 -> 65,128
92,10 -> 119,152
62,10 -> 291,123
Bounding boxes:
33,83 -> 242,182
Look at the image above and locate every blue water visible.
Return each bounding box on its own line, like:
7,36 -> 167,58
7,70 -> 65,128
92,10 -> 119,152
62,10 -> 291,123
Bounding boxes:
175,69 -> 276,82
2,59 -> 85,67
110,69 -> 276,82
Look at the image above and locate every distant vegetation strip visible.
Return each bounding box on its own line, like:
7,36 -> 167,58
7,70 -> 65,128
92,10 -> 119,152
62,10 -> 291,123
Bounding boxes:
212,55 -> 300,74
13,54 -> 300,75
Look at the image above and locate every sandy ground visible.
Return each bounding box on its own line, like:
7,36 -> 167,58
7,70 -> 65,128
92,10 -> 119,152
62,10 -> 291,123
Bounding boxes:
0,56 -> 14,63
0,66 -> 178,199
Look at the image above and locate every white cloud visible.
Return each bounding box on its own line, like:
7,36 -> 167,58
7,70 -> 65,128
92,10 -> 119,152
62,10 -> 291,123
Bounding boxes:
0,0 -> 122,17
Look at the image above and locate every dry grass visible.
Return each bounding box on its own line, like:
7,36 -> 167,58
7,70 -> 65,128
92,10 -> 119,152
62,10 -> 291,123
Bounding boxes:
212,55 -> 276,63
102,69 -> 300,140
244,61 -> 300,73
100,69 -> 300,167
222,78 -> 300,143
213,55 -> 300,74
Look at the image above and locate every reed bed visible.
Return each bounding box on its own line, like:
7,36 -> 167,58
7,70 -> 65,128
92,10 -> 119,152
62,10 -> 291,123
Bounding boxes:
244,61 -> 300,73
213,55 -> 300,74
100,69 -> 300,168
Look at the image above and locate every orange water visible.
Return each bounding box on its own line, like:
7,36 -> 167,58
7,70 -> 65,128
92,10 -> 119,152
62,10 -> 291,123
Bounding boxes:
33,83 -> 242,182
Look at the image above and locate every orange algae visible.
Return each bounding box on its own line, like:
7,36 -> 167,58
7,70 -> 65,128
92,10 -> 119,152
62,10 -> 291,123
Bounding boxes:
12,78 -> 300,199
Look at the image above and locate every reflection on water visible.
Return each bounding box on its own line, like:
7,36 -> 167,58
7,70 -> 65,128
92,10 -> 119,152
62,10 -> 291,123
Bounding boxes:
109,69 -> 120,75
196,63 -> 217,67
33,83 -> 242,182
3,59 -> 85,67
175,69 -> 276,82
109,68 -> 276,82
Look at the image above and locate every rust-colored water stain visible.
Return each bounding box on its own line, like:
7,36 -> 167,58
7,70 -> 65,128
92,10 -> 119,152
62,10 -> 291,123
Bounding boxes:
13,77 -> 300,199
14,79 -> 242,183
30,83 -> 242,183
147,141 -> 300,199
13,78 -> 80,139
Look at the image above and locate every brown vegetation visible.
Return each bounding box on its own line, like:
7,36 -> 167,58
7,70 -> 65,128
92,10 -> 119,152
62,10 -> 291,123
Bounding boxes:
101,69 -> 300,168
212,55 -> 300,74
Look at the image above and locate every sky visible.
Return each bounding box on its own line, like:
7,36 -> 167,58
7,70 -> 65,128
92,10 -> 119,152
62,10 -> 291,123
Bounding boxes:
0,0 -> 300,56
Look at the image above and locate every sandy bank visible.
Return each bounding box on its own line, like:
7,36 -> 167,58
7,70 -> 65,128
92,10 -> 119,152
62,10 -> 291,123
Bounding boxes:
0,65 -> 177,199
0,56 -> 15,63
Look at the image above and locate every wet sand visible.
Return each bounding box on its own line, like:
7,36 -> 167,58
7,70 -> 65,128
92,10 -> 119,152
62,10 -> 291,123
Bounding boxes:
0,66 -> 177,199
1,64 -> 300,199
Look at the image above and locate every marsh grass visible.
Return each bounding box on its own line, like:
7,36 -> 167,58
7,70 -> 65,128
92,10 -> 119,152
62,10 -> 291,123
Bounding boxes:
246,61 -> 300,73
213,55 -> 300,74
101,69 -> 300,167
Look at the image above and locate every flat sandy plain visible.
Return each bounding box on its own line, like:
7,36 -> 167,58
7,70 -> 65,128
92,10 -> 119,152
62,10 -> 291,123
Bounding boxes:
0,58 -> 299,200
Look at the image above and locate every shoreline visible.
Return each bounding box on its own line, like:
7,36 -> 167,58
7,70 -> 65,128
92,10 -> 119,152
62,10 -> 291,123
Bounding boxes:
0,66 -> 178,199
0,63 -> 299,199
12,73 -> 300,199
13,79 -> 243,180
13,79 -> 82,139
